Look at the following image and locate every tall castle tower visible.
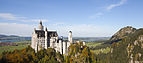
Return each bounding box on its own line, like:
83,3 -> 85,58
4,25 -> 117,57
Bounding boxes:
68,31 -> 72,43
45,27 -> 48,49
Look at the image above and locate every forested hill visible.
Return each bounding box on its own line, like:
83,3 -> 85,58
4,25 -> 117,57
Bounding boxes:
106,27 -> 143,63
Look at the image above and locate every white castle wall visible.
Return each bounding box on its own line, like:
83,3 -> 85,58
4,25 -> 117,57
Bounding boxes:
31,33 -> 36,49
63,42 -> 67,54
45,31 -> 48,49
67,42 -> 71,53
59,40 -> 63,54
50,37 -> 58,48
38,37 -> 45,49
32,33 -> 39,52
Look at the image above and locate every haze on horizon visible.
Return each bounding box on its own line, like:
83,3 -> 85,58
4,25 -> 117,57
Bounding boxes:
0,0 -> 143,37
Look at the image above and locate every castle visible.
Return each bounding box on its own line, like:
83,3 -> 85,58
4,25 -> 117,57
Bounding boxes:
31,21 -> 72,54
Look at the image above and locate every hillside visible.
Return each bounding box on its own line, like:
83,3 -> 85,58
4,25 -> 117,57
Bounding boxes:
106,27 -> 143,63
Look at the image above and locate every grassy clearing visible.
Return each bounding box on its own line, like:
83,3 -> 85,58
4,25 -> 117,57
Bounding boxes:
86,41 -> 111,54
94,47 -> 110,54
0,41 -> 31,54
0,45 -> 29,54
13,41 -> 31,43
86,42 -> 102,47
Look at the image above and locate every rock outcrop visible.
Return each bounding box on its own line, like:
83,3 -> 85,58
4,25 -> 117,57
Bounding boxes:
110,26 -> 136,41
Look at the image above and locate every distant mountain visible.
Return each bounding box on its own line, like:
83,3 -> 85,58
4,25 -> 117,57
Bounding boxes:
0,34 -> 21,40
9,35 -> 19,37
62,37 -> 110,42
0,35 -> 8,37
0,34 -> 19,38
73,37 -> 110,42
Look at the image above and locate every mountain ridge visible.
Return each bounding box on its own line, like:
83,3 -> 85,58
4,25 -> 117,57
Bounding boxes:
0,34 -> 20,38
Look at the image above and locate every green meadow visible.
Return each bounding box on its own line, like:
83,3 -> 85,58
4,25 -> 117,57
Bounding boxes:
13,41 -> 31,43
0,41 -> 31,54
86,41 -> 110,55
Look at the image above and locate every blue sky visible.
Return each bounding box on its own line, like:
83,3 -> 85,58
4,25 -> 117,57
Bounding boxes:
0,0 -> 143,37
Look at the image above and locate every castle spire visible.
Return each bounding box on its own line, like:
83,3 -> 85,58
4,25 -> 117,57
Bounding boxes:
40,20 -> 42,25
68,31 -> 72,43
38,21 -> 44,30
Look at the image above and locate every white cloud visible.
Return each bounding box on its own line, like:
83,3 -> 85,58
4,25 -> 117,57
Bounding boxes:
0,13 -> 48,23
47,23 -> 114,37
89,12 -> 103,18
89,0 -> 127,19
106,0 -> 127,11
0,22 -> 115,37
0,13 -> 113,37
0,13 -> 19,20
20,19 -> 48,23
0,23 -> 34,36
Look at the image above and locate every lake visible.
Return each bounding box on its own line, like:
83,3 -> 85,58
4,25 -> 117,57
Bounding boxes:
0,37 -> 110,42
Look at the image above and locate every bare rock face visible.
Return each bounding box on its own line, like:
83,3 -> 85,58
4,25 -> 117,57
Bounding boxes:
127,35 -> 143,63
110,26 -> 136,41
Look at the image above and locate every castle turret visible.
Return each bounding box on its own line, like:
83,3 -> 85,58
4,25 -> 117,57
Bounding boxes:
59,36 -> 63,54
38,21 -> 44,30
63,41 -> 67,54
45,27 -> 48,49
68,31 -> 72,43
31,28 -> 37,49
